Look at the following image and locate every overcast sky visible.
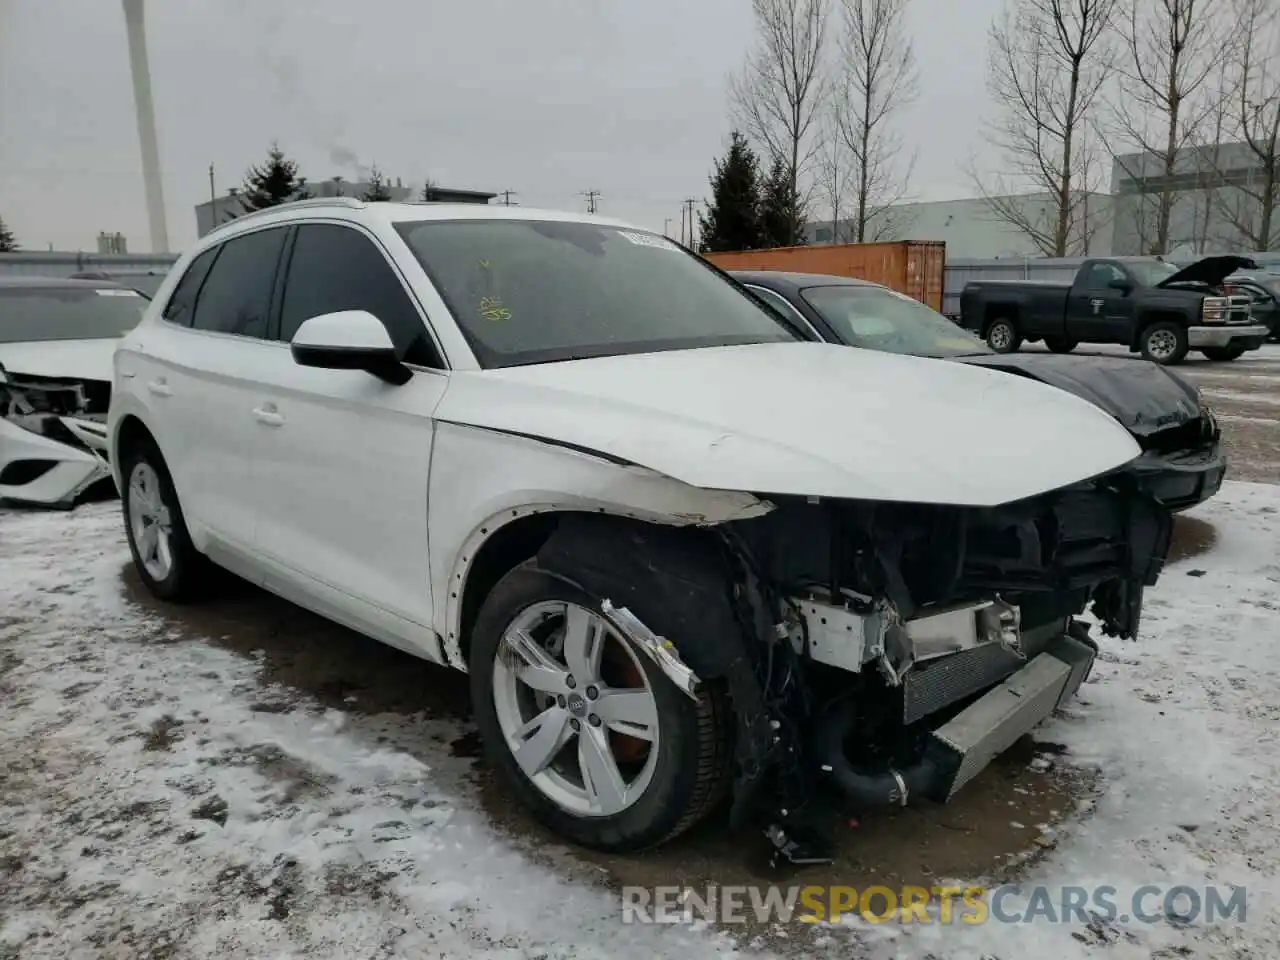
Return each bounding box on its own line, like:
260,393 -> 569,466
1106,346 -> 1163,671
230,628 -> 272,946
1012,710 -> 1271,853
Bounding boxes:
0,0 -> 1003,253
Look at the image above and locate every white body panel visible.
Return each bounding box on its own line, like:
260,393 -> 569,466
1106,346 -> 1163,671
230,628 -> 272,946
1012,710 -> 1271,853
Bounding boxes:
0,416 -> 110,506
437,342 -> 1140,507
0,338 -> 117,383
108,199 -> 1146,674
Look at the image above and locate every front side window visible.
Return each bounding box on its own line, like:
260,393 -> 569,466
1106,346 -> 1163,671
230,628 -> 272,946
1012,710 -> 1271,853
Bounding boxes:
799,285 -> 988,358
395,219 -> 797,367
189,227 -> 288,338
1083,263 -> 1126,289
279,224 -> 440,366
0,285 -> 146,343
1127,260 -> 1180,286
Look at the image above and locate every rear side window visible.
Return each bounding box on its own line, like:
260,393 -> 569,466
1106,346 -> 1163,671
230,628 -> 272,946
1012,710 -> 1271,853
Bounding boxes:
162,248 -> 218,326
189,227 -> 288,338
279,224 -> 440,366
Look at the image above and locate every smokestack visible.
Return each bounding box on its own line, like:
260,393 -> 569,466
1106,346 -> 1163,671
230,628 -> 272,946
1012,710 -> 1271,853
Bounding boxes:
122,0 -> 170,253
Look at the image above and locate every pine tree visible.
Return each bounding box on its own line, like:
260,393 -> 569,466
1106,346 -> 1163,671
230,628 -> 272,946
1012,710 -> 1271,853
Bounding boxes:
697,132 -> 764,252
0,216 -> 16,252
239,143 -> 309,212
759,156 -> 805,248
362,165 -> 393,201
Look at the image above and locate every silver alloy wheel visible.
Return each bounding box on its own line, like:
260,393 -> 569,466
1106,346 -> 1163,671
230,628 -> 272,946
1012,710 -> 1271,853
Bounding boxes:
492,600 -> 661,818
988,321 -> 1013,349
1146,328 -> 1179,361
128,462 -> 174,581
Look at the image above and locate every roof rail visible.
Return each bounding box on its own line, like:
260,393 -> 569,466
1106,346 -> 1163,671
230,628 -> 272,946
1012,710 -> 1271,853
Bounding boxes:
217,195 -> 367,230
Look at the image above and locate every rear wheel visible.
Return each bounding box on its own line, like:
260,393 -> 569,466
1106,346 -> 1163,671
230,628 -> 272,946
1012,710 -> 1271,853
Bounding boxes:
1201,345 -> 1245,362
1044,338 -> 1078,353
469,563 -> 730,852
120,442 -> 208,602
985,318 -> 1022,353
1138,321 -> 1189,365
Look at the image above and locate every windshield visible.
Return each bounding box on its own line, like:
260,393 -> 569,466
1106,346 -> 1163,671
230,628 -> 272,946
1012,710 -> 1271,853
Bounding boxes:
0,286 -> 146,343
800,285 -> 988,358
1128,260 -> 1182,286
394,219 -> 799,367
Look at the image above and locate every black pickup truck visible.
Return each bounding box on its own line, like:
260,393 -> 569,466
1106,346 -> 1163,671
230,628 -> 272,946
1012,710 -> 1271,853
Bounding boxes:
959,255 -> 1271,365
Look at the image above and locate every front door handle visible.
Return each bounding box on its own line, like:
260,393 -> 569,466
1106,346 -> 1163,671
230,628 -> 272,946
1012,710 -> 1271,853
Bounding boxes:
252,404 -> 284,427
146,378 -> 172,397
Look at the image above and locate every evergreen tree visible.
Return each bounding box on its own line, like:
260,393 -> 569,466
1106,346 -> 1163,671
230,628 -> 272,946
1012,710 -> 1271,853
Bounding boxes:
759,156 -> 806,248
697,132 -> 764,252
362,165 -> 393,201
239,143 -> 309,212
0,216 -> 16,252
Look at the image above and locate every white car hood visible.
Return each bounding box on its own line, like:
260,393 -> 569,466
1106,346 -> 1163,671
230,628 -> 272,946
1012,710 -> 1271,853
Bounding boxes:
435,342 -> 1143,508
0,339 -> 117,383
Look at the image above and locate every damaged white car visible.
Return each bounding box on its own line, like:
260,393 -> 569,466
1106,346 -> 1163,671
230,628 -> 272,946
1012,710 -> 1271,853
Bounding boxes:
1,277 -> 146,507
108,200 -> 1173,859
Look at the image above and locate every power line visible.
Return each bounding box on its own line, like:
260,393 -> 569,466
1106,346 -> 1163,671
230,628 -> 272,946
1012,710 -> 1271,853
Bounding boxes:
581,189 -> 601,214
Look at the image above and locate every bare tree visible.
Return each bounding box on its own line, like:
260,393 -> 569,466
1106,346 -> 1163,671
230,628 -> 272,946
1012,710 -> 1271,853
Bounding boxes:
814,107 -> 854,242
730,0 -> 830,240
972,0 -> 1116,257
1110,0 -> 1229,255
1213,0 -> 1280,250
830,0 -> 918,242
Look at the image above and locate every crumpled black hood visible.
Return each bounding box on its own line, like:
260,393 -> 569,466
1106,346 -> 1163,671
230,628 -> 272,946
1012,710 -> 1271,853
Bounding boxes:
958,353 -> 1202,436
1157,255 -> 1258,289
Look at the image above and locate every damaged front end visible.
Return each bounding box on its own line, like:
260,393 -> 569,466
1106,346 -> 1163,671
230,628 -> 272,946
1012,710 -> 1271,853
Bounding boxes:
0,364 -> 112,507
536,472 -> 1172,862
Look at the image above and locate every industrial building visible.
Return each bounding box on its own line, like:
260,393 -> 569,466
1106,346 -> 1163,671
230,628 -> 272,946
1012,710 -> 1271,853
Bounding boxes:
194,177 -> 496,237
808,141 -> 1277,259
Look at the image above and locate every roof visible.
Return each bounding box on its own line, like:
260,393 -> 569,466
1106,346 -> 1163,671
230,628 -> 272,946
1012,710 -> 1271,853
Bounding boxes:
0,276 -> 130,290
204,197 -> 640,243
726,270 -> 878,291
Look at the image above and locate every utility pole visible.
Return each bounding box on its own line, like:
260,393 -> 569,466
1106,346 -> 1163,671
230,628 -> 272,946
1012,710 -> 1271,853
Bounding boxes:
582,190 -> 601,214
208,163 -> 216,204
663,217 -> 673,238
683,198 -> 697,249
497,189 -> 517,206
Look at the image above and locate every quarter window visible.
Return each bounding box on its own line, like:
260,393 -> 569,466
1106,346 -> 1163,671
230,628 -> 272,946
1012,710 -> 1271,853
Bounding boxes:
279,224 -> 440,367
188,226 -> 288,338
162,247 -> 218,327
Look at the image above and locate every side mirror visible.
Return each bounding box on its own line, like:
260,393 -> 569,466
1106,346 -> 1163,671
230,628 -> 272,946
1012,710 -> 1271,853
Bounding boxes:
1108,279 -> 1132,293
290,310 -> 412,385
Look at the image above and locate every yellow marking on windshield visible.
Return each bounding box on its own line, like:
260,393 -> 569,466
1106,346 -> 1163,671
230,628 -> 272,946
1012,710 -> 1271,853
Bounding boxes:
479,295 -> 512,321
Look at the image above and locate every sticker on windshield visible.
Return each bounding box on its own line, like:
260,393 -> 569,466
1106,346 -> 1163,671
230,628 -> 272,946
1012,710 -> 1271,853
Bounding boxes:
95,288 -> 141,296
619,231 -> 679,251
478,296 -> 511,321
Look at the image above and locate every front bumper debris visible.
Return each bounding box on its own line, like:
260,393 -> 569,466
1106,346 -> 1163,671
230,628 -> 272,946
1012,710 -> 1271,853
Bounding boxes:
1132,442 -> 1226,511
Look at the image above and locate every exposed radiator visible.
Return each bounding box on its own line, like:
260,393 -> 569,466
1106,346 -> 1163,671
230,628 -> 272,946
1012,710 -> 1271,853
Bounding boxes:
902,642 -> 1023,724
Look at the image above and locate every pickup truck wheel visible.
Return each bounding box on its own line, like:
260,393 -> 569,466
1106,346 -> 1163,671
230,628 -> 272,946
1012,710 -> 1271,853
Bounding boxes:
1201,346 -> 1245,362
1045,338 -> 1078,353
1139,322 -> 1189,365
469,563 -> 730,852
985,318 -> 1022,353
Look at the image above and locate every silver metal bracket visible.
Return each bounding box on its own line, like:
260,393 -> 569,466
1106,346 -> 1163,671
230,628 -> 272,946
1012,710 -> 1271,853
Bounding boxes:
600,599 -> 700,700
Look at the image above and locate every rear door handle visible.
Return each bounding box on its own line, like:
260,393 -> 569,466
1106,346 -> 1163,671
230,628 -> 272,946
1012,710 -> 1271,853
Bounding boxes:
146,378 -> 172,397
252,404 -> 284,427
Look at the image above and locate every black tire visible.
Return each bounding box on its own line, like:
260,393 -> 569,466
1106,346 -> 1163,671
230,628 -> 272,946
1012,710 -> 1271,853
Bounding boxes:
1138,321 -> 1189,365
1045,338 -> 1078,354
1201,345 -> 1245,362
984,317 -> 1022,353
120,440 -> 208,602
469,563 -> 731,852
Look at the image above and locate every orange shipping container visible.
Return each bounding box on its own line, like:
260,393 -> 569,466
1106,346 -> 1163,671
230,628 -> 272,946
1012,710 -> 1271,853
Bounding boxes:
703,240 -> 946,313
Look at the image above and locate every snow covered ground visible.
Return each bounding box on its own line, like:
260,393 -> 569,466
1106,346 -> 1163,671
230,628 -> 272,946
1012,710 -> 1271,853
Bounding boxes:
1,483 -> 1278,959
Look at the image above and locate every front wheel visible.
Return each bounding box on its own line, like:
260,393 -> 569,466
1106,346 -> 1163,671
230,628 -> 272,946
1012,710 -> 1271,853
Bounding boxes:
1138,321 -> 1189,365
1201,345 -> 1245,362
985,318 -> 1022,353
469,563 -> 730,852
1044,338 -> 1078,354
120,442 -> 208,602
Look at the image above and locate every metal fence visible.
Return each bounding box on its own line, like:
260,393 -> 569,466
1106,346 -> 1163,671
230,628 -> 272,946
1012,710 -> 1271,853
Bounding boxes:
0,251 -> 180,280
